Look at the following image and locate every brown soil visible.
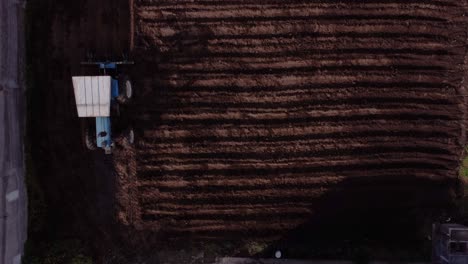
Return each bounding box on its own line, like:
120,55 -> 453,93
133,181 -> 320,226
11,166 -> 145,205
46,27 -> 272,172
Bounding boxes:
30,0 -> 468,260
113,0 -> 468,240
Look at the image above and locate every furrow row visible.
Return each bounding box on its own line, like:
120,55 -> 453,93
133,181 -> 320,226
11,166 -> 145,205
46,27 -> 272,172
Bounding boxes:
136,160 -> 454,179
141,124 -> 461,141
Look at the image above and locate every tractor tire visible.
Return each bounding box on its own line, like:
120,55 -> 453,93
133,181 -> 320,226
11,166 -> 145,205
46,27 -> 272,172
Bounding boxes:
85,127 -> 97,150
117,75 -> 132,104
126,128 -> 135,145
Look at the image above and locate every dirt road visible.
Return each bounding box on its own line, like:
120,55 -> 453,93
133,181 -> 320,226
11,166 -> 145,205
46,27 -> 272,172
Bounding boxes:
0,0 -> 27,263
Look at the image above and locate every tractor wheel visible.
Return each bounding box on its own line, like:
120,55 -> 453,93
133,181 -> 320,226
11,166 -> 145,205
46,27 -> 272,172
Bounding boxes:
126,128 -> 135,145
117,75 -> 132,104
85,127 -> 97,150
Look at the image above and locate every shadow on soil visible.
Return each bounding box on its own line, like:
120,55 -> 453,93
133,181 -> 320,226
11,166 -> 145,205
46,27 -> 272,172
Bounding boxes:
107,173 -> 463,263
258,175 -> 463,261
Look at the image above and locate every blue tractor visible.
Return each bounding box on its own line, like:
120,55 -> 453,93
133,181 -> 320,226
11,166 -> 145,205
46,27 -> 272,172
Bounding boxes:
72,61 -> 134,154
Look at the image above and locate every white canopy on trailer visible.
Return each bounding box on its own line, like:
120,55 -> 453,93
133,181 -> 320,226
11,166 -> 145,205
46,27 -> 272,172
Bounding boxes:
72,76 -> 111,117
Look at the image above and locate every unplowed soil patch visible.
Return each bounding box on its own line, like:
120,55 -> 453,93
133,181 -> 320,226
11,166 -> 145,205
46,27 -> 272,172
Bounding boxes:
114,0 -> 468,239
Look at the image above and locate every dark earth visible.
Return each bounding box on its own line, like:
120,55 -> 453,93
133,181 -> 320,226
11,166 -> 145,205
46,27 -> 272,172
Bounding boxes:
26,0 -> 468,262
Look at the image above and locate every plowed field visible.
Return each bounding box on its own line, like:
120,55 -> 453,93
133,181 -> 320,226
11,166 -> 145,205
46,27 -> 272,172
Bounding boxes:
115,0 -> 468,238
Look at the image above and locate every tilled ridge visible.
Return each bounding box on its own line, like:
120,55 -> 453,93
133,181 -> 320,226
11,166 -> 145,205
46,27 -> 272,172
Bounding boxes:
116,0 -> 468,237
